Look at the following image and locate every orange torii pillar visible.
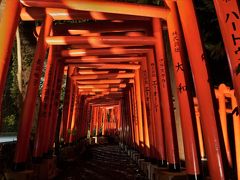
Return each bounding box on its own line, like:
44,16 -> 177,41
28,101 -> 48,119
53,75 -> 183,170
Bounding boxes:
125,94 -> 133,147
119,100 -> 124,144
85,102 -> 91,138
113,107 -> 118,131
129,88 -> 136,149
44,59 -> 59,155
119,103 -> 123,143
116,105 -> 121,131
128,91 -> 136,149
121,98 -> 126,144
89,105 -> 94,137
76,96 -> 84,139
193,99 -> 205,159
153,18 -> 180,170
120,102 -> 125,144
127,88 -> 135,147
76,95 -> 85,140
95,106 -> 100,136
80,97 -> 88,139
231,90 -> 240,180
48,60 -> 65,152
61,66 -> 74,142
166,1 -> 201,177
135,69 -> 145,154
0,0 -> 21,130
101,107 -> 105,135
96,106 -> 101,136
124,96 -> 133,147
131,85 -> 140,148
177,0 -> 226,179
216,85 -> 233,167
89,106 -> 96,137
102,108 -> 107,136
213,0 -> 240,110
123,96 -> 130,145
125,96 -> 131,145
40,47 -> 58,157
97,107 -> 102,136
66,68 -> 79,143
102,107 -> 107,136
146,51 -> 166,166
140,57 -> 155,159
213,2 -> 240,176
109,109 -> 113,135
93,106 -> 98,137
66,77 -> 77,143
94,106 -> 99,136
139,65 -> 151,159
101,107 -> 105,136
69,90 -> 81,143
33,46 -> 57,160
14,15 -> 53,170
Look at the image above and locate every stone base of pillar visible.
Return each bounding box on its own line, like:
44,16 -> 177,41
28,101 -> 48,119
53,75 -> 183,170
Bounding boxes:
132,152 -> 140,162
31,156 -> 58,179
149,164 -> 187,180
4,170 -> 34,180
138,159 -> 151,176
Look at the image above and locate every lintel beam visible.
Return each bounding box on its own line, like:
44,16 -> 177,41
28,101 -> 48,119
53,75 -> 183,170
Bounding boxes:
20,0 -> 170,19
46,36 -> 155,45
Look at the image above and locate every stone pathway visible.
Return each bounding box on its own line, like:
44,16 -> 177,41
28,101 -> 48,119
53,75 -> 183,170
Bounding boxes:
55,144 -> 147,180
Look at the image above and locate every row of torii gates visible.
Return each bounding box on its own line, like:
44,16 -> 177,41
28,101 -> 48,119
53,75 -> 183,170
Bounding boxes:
0,0 -> 239,180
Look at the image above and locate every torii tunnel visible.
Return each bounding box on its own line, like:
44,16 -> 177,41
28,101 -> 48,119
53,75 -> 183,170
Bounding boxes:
0,0 -> 240,180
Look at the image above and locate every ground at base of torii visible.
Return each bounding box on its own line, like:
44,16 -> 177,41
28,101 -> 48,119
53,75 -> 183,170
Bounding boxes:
55,144 -> 147,180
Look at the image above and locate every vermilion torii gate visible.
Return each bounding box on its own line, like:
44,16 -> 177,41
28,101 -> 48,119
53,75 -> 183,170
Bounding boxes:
0,0 -> 239,180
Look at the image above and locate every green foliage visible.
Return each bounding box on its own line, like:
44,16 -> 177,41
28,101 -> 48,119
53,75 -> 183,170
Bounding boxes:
59,75 -> 67,110
1,21 -> 36,132
67,129 -> 71,134
67,128 -> 77,136
195,0 -> 225,60
2,115 -> 17,132
1,43 -> 19,132
72,129 -> 77,136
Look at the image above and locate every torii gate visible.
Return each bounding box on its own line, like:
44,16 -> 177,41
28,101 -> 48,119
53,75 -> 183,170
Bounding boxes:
0,0 -> 239,180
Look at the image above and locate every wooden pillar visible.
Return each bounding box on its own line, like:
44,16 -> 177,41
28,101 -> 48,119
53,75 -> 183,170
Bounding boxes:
14,15 -> 53,169
216,85 -> 232,167
153,18 -> 180,170
0,0 -> 21,130
176,0 -> 226,179
139,65 -> 151,158
89,106 -> 95,137
231,90 -> 240,180
147,51 -> 167,165
131,85 -> 140,148
33,45 -> 57,158
165,0 -> 201,177
69,90 -> 80,143
135,69 -> 145,153
213,0 -> 240,110
140,57 -> 155,159
128,88 -> 136,147
66,78 -> 76,143
76,95 -> 85,139
61,66 -> 74,142
48,60 -> 65,151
